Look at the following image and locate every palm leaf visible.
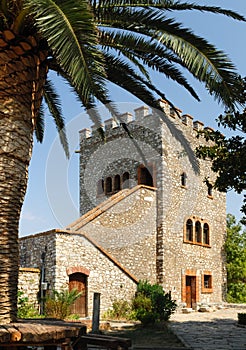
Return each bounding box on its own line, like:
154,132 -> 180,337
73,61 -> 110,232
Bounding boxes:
91,0 -> 245,22
25,0 -> 107,104
98,6 -> 241,108
99,29 -> 199,100
43,79 -> 69,158
35,103 -> 45,143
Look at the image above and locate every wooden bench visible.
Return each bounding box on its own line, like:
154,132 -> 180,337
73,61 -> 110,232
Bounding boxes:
73,333 -> 132,350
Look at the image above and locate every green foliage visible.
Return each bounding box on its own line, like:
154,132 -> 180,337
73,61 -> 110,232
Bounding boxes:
45,288 -> 82,319
196,78 -> 246,219
225,214 -> 246,303
17,291 -> 41,319
238,313 -> 246,325
132,281 -> 177,325
103,299 -> 132,320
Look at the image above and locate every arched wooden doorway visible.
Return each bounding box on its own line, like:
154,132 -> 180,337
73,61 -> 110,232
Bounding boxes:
69,272 -> 88,317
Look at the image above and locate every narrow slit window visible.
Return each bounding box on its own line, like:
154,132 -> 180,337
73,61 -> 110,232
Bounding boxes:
195,221 -> 202,243
122,172 -> 130,189
105,177 -> 112,194
181,172 -> 187,187
97,179 -> 104,195
186,219 -> 193,241
114,174 -> 121,192
203,223 -> 210,245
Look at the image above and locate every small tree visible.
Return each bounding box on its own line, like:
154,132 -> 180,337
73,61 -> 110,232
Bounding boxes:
132,281 -> 177,325
225,214 -> 246,303
45,288 -> 82,319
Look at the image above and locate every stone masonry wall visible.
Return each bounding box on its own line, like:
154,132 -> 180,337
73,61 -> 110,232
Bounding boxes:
18,267 -> 40,308
20,231 -> 57,291
55,232 -> 137,316
79,186 -> 157,283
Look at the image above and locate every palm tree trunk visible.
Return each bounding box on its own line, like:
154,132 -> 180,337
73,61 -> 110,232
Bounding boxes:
0,101 -> 33,323
0,30 -> 47,323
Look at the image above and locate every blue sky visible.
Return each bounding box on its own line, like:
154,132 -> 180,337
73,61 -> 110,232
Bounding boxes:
19,0 -> 246,236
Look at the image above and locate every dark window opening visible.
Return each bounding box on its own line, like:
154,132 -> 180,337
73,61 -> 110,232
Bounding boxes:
105,177 -> 112,194
203,223 -> 210,245
195,221 -> 202,243
186,219 -> 193,241
138,165 -> 153,187
208,184 -> 213,197
97,179 -> 104,195
122,172 -> 130,189
181,172 -> 187,187
114,174 -> 121,192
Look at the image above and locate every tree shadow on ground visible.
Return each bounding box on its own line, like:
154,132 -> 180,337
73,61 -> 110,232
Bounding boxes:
103,322 -> 186,348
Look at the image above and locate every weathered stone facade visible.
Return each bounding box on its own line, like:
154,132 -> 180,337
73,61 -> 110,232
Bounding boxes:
20,100 -> 227,316
20,229 -> 138,316
18,267 -> 40,308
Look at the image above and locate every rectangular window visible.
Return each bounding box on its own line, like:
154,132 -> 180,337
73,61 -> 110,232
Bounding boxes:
202,273 -> 213,293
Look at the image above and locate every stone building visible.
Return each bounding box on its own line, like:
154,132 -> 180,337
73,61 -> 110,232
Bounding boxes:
20,100 -> 227,316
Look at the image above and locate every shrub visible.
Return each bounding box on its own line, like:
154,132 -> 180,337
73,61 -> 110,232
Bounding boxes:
45,288 -> 81,319
238,313 -> 246,325
132,280 -> 177,325
17,291 -> 41,319
103,299 -> 132,320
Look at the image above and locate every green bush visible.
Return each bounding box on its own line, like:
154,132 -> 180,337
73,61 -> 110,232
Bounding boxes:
45,288 -> 81,319
17,291 -> 41,319
132,280 -> 177,325
238,313 -> 246,325
103,299 -> 132,320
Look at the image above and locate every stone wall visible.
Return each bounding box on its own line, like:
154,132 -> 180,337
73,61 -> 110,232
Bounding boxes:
18,267 -> 40,308
74,186 -> 157,283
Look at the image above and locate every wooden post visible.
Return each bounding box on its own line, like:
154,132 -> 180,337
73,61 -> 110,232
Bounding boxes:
91,293 -> 100,333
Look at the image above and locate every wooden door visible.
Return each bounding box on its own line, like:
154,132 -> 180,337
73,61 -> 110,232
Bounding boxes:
69,273 -> 87,317
185,276 -> 196,308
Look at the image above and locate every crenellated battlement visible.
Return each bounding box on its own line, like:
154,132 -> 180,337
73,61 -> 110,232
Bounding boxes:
79,100 -> 212,141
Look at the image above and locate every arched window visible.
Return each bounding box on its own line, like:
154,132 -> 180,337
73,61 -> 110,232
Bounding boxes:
122,172 -> 130,189
208,184 -> 213,197
105,177 -> 112,194
195,221 -> 202,243
97,179 -> 104,195
181,172 -> 187,187
186,219 -> 193,241
138,165 -> 153,187
114,174 -> 121,192
203,223 -> 210,245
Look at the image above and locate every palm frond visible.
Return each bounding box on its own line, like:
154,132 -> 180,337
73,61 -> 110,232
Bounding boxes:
98,6 -> 241,108
43,79 -> 69,158
35,103 -> 45,143
25,0 -> 107,104
90,0 -> 245,22
99,29 -> 199,100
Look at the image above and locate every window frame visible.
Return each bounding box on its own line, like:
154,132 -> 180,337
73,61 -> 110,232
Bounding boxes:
184,217 -> 211,247
201,272 -> 213,293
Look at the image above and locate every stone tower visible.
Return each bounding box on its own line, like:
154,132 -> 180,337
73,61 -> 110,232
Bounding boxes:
78,100 -> 227,307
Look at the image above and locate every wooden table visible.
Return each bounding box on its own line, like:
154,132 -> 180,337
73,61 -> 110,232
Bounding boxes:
0,319 -> 86,349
